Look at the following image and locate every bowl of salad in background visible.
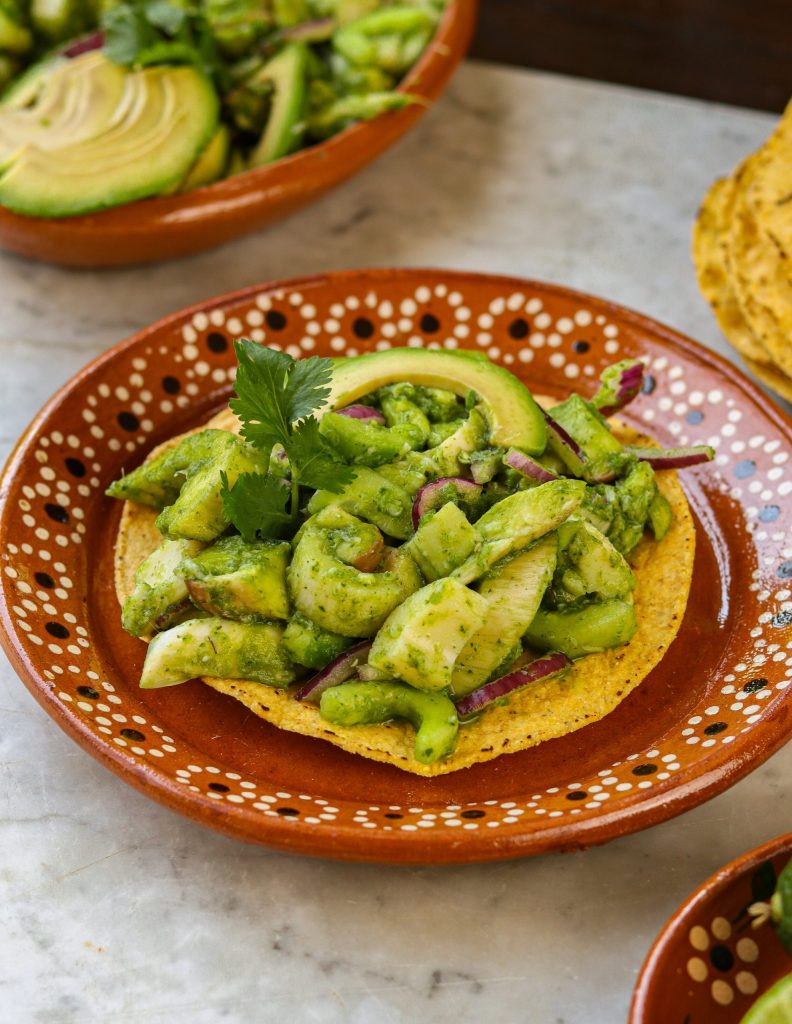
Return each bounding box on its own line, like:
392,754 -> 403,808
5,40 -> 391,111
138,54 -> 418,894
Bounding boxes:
0,0 -> 476,266
631,833 -> 792,1024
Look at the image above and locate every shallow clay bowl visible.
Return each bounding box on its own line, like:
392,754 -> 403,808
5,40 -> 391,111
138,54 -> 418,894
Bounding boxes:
0,1 -> 476,268
1,268 -> 792,863
631,833 -> 792,1023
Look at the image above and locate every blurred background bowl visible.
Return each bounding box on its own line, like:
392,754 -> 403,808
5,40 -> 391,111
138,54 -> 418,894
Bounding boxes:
0,0 -> 477,269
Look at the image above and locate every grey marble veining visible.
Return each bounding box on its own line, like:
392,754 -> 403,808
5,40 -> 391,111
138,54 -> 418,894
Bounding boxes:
0,61 -> 787,1024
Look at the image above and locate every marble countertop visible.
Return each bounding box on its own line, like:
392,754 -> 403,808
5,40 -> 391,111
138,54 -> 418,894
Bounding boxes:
0,61 -> 787,1024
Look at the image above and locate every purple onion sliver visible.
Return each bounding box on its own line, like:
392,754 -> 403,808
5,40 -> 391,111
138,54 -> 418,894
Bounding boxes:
596,361 -> 645,417
504,448 -> 559,483
626,444 -> 715,470
277,17 -> 334,42
412,476 -> 482,529
542,410 -> 583,457
337,404 -> 386,425
295,640 -> 373,702
63,31 -> 104,57
455,652 -> 572,716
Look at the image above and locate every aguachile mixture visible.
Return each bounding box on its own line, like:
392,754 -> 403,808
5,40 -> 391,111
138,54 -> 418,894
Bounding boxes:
108,344 -> 712,773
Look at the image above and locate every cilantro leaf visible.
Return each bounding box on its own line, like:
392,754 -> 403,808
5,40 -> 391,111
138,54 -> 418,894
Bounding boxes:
282,356 -> 334,424
283,417 -> 356,493
230,339 -> 293,452
220,471 -> 291,542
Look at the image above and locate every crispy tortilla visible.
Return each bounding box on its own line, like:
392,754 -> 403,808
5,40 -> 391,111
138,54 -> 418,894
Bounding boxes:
115,406 -> 695,776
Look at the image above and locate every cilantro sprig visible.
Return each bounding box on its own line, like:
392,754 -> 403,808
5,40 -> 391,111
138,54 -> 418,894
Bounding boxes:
221,339 -> 355,540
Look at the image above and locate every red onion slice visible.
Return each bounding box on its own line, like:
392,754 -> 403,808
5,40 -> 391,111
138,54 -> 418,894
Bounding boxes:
63,31 -> 104,57
295,641 -> 373,702
337,404 -> 386,425
455,652 -> 572,716
412,476 -> 482,529
543,410 -> 586,477
625,445 -> 714,470
593,360 -> 645,417
275,17 -> 334,43
504,448 -> 559,483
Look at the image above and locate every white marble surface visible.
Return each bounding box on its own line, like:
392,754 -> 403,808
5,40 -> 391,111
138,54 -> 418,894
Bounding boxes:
0,61 -> 787,1024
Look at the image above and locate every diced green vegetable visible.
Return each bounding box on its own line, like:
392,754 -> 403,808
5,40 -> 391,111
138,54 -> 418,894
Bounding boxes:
122,538 -> 204,637
550,394 -> 623,464
282,611 -> 352,669
648,490 -> 672,541
320,680 -> 458,764
552,519 -> 634,605
307,465 -> 413,540
140,617 -> 296,689
181,534 -> 291,621
319,410 -> 420,466
407,501 -> 479,581
368,577 -> 487,691
525,599 -> 637,659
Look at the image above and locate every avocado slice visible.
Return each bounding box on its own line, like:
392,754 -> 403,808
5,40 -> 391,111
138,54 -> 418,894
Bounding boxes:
178,123 -> 230,193
282,612 -> 352,670
553,519 -> 634,604
451,535 -> 557,697
325,349 -> 547,454
407,501 -> 479,581
0,55 -> 218,217
122,538 -> 204,638
368,577 -> 488,691
306,465 -> 413,540
249,41 -> 308,167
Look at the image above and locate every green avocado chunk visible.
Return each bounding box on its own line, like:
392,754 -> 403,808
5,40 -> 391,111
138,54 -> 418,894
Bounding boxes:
550,394 -> 623,462
368,577 -> 488,691
288,506 -> 422,637
552,519 -> 634,605
306,465 -> 413,540
319,411 -> 420,467
178,123 -> 230,192
282,612 -> 352,670
451,479 -> 586,584
122,538 -> 204,637
181,535 -> 291,621
156,433 -> 267,543
451,535 -> 557,698
325,349 -> 547,454
140,617 -> 296,689
379,391 -> 431,447
0,54 -> 218,217
772,857 -> 792,956
249,41 -> 308,166
106,430 -> 227,510
525,599 -> 637,659
319,680 -> 458,764
407,501 -> 479,581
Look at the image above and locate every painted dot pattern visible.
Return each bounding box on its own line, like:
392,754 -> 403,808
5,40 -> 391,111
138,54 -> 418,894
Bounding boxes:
0,273 -> 790,852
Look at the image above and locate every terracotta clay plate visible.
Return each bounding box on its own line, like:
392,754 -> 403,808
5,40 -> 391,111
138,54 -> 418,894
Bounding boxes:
0,1 -> 476,268
2,269 -> 792,864
631,833 -> 792,1023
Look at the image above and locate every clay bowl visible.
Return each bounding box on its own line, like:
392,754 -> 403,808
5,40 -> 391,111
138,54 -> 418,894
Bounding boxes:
0,1 -> 476,268
631,833 -> 792,1023
1,268 -> 792,863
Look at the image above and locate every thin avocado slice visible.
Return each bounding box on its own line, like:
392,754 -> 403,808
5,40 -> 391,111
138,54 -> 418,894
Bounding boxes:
249,42 -> 308,167
178,123 -> 230,193
326,349 -> 547,454
0,58 -> 218,217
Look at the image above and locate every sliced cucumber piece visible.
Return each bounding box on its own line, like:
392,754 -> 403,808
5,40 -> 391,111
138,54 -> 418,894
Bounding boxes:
525,599 -> 637,659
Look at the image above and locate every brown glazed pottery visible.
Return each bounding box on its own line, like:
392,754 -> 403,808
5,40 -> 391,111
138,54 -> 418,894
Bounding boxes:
1,268 -> 792,864
631,833 -> 792,1023
0,1 -> 476,268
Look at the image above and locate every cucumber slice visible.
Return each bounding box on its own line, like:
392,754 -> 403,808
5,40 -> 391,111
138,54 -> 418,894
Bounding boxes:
525,599 -> 637,659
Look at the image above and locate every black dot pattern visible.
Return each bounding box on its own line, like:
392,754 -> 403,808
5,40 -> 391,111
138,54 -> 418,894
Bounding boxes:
778,560 -> 792,579
773,610 -> 792,628
743,678 -> 768,693
642,374 -> 657,395
45,503 -> 69,524
508,318 -> 530,340
566,791 -> 587,801
120,728 -> 145,742
759,505 -> 780,523
632,763 -> 657,776
77,685 -> 100,700
352,317 -> 374,339
35,571 -> 55,588
45,622 -> 69,639
704,722 -> 728,735
461,809 -> 485,819
265,310 -> 287,331
384,812 -> 402,819
208,781 -> 229,793
117,411 -> 140,432
276,806 -> 299,816
420,313 -> 440,334
710,945 -> 734,972
65,457 -> 86,478
573,340 -> 589,353
207,332 -> 228,353
162,376 -> 181,394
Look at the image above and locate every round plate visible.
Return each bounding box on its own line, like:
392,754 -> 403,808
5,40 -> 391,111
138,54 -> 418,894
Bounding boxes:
631,833 -> 792,1022
2,269 -> 791,864
0,2 -> 476,268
